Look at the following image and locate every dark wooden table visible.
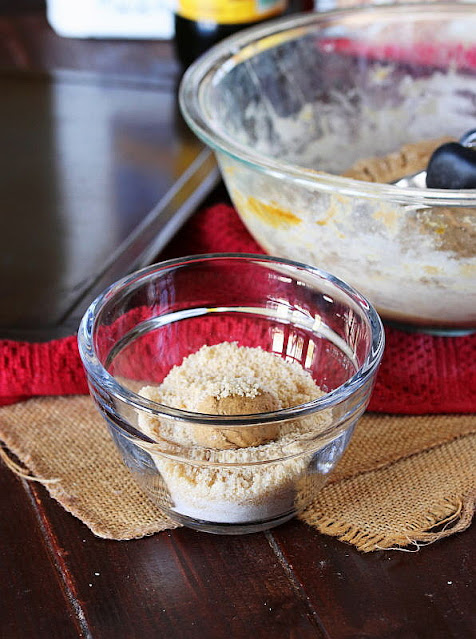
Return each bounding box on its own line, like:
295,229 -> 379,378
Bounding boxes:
1,6 -> 475,639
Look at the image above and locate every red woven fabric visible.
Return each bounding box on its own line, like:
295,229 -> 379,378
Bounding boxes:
317,39 -> 476,73
0,203 -> 475,414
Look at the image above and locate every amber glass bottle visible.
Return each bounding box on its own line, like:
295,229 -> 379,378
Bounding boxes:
174,0 -> 288,68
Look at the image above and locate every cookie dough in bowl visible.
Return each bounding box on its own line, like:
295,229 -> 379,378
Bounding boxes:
228,139 -> 476,332
180,3 -> 476,334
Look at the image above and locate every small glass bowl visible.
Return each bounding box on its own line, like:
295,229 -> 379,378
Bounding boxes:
78,254 -> 384,534
179,4 -> 476,334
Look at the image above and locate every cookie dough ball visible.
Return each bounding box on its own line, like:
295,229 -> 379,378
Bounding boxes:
192,390 -> 280,449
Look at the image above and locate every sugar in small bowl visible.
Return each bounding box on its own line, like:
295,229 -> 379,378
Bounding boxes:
78,254 -> 384,534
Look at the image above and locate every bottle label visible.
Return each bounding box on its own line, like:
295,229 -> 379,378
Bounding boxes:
176,0 -> 286,24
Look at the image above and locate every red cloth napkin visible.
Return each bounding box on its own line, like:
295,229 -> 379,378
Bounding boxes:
1,204 -> 475,414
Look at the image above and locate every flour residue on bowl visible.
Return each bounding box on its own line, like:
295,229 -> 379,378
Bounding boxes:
138,342 -> 332,523
216,56 -> 476,327
227,58 -> 476,173
226,135 -> 476,327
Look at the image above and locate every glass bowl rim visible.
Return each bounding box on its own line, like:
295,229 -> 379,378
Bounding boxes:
179,3 -> 476,207
77,253 -> 385,430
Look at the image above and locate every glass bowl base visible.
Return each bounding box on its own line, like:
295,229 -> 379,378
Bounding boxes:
168,509 -> 297,535
384,320 -> 475,337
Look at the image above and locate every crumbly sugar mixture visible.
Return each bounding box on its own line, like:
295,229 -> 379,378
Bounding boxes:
342,137 -> 453,184
137,342 -> 331,523
343,137 -> 476,261
143,341 -> 321,411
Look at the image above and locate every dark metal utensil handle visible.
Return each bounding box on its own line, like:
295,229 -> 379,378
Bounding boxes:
426,129 -> 476,189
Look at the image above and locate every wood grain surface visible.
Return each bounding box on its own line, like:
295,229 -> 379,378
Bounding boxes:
4,469 -> 474,639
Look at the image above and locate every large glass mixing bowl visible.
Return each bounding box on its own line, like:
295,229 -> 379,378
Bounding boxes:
180,3 -> 476,335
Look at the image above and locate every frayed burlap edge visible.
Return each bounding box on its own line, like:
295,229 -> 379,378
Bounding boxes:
0,442 -> 178,540
0,396 -> 177,540
300,431 -> 476,552
302,492 -> 475,553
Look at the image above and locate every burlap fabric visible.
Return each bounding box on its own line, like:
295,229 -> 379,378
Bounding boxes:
0,395 -> 473,551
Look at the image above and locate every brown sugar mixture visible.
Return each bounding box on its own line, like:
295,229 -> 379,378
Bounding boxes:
138,342 -> 332,524
343,137 -> 475,259
139,341 -> 327,448
342,137 -> 453,183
